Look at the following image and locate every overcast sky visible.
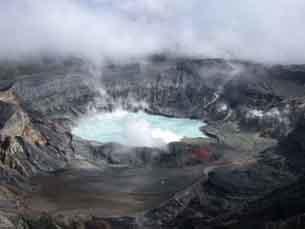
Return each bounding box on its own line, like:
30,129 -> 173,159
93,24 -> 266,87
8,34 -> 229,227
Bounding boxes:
1,0 -> 305,64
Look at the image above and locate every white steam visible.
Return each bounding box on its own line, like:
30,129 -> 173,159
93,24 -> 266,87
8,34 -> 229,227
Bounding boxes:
1,0 -> 305,63
125,119 -> 181,147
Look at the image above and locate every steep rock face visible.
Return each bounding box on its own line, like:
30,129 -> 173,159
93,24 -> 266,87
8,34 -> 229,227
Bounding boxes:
100,59 -> 305,138
0,101 -> 17,129
0,136 -> 34,177
223,65 -> 305,138
0,90 -> 79,229
0,91 -> 74,177
0,100 -> 40,176
100,60 -> 220,118
11,73 -> 97,120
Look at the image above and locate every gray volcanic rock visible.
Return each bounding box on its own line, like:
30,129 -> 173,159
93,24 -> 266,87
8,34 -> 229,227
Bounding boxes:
71,139 -> 217,169
100,59 -> 305,139
275,117 -> 305,174
0,57 -> 305,228
3,57 -> 305,138
0,91 -> 75,178
0,101 -> 17,129
11,73 -> 97,120
100,59 -> 216,118
158,118 -> 305,229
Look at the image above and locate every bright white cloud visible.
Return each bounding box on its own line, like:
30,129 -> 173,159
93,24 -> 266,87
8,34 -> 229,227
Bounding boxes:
1,0 -> 305,63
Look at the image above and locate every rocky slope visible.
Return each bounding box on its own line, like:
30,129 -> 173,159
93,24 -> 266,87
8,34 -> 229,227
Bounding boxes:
0,57 -> 304,228
100,58 -> 305,138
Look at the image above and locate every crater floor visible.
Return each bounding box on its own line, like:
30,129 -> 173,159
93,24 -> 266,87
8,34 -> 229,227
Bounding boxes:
26,161 -> 204,217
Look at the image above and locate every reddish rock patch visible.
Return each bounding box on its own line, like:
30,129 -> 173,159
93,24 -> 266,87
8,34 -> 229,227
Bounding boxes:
192,148 -> 211,161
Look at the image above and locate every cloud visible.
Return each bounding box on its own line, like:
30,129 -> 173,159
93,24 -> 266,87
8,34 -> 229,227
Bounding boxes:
1,0 -> 305,64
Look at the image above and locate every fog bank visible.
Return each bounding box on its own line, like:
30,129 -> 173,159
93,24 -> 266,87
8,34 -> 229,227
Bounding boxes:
1,0 -> 305,64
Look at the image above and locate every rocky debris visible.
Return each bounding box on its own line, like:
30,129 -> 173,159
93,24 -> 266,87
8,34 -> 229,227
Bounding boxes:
0,89 -> 77,221
0,102 -> 28,137
12,214 -> 136,229
156,118 -> 305,228
0,213 -> 14,229
200,175 -> 305,229
0,137 -> 34,177
0,97 -> 47,146
0,102 -> 17,129
0,94 -> 72,177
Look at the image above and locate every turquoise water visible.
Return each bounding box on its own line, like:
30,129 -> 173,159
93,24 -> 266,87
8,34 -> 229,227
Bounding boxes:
72,110 -> 205,147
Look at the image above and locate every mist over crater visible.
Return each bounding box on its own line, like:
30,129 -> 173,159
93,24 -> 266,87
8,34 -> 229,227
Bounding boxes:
1,0 -> 305,64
